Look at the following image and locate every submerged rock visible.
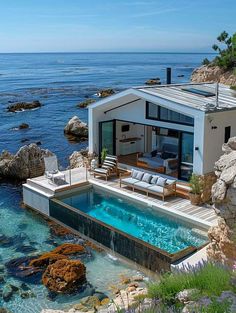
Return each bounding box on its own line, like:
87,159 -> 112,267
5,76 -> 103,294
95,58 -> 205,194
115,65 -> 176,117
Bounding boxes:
2,285 -> 14,302
0,143 -> 53,180
48,221 -> 72,237
29,253 -> 68,268
42,259 -> 86,293
5,256 -> 43,283
19,123 -> 29,129
52,243 -> 85,255
64,116 -> 88,140
7,100 -> 42,112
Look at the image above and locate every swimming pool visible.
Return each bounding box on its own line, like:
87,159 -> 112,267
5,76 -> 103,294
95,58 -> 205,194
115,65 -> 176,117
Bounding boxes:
55,186 -> 207,255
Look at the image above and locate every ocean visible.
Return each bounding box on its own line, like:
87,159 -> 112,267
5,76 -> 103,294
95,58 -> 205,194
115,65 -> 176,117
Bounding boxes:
0,52 -> 214,166
0,52 -> 214,312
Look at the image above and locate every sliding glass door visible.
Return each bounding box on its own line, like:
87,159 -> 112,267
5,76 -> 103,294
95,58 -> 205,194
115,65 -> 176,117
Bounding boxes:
99,121 -> 116,155
180,132 -> 194,180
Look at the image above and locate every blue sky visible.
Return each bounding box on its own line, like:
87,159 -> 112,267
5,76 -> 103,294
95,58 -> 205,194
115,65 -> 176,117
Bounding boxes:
0,0 -> 235,53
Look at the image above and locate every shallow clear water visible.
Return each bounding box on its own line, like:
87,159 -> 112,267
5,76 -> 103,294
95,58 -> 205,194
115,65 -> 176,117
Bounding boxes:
61,187 -> 207,254
0,184 -> 148,313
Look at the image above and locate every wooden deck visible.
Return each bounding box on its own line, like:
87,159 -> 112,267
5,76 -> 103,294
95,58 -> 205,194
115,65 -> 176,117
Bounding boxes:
25,167 -> 218,228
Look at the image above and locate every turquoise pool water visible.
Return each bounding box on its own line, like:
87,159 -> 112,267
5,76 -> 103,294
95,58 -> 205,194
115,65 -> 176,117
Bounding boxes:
61,187 -> 207,254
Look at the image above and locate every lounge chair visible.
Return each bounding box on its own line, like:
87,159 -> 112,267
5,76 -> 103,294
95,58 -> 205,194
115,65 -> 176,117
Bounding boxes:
44,155 -> 66,185
94,155 -> 118,180
120,169 -> 176,201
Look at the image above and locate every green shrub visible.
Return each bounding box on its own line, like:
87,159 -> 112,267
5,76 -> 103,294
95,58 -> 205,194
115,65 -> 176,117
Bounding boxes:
230,85 -> 236,91
189,173 -> 203,195
147,263 -> 234,304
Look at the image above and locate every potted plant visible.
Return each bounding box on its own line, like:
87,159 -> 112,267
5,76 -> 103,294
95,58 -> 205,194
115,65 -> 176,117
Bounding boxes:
189,173 -> 203,205
101,147 -> 108,163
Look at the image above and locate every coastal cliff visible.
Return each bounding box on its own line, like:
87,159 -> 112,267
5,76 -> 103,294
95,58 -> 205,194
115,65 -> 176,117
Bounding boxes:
191,65 -> 236,86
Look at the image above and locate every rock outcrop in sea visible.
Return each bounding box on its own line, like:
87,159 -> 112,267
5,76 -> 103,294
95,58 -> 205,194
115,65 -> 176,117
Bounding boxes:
191,65 -> 236,86
77,98 -> 96,108
0,143 -> 53,180
207,137 -> 236,266
97,89 -> 115,98
145,77 -> 161,85
64,116 -> 88,141
7,100 -> 42,112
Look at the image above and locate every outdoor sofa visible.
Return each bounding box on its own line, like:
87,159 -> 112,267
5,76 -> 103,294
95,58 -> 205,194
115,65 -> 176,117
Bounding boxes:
120,169 -> 177,201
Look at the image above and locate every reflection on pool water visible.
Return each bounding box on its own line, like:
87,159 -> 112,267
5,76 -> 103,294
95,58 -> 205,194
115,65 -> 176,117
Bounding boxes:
61,187 -> 208,254
0,184 -> 148,313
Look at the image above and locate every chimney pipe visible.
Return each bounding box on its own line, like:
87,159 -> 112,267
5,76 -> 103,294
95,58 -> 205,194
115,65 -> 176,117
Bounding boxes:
215,83 -> 219,107
166,67 -> 171,85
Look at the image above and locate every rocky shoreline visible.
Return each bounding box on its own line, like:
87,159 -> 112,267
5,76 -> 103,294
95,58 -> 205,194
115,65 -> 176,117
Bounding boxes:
191,65 -> 236,86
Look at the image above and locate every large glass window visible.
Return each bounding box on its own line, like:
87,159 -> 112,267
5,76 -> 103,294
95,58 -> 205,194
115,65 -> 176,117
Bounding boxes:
146,102 -> 194,126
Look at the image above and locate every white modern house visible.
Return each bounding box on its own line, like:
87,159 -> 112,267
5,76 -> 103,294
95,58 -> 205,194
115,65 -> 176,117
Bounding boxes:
88,83 -> 236,180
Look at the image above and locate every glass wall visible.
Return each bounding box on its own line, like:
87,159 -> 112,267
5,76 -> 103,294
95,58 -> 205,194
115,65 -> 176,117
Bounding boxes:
180,132 -> 194,180
100,121 -> 115,155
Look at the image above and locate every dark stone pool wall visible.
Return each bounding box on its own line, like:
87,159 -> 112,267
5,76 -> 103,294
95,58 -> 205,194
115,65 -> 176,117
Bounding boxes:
49,198 -> 197,272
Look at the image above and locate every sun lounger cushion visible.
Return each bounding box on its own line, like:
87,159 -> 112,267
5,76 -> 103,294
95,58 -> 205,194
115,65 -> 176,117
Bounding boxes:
150,175 -> 159,185
94,168 -> 108,174
147,185 -> 164,194
134,181 -> 151,189
142,173 -> 152,183
122,177 -> 139,185
156,177 -> 167,187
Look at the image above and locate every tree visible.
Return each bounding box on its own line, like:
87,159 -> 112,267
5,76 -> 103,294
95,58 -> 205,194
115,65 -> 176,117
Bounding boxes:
211,31 -> 236,70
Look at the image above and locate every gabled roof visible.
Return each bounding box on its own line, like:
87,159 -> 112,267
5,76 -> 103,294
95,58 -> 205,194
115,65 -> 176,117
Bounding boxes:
89,83 -> 236,113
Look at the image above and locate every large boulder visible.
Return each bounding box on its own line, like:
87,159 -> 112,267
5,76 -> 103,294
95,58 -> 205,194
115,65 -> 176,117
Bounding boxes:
191,65 -> 236,86
64,116 -> 88,140
7,100 -> 42,112
42,259 -> 86,293
0,143 -> 53,180
207,137 -> 236,266
69,150 -> 89,169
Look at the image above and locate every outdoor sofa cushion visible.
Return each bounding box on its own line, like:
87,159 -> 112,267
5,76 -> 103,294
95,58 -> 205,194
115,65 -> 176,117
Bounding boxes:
147,185 -> 164,194
134,181 -> 152,189
131,169 -> 139,178
166,179 -> 177,185
121,177 -> 139,185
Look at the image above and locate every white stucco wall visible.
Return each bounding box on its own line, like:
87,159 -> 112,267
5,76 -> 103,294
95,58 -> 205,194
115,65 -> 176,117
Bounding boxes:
202,110 -> 236,174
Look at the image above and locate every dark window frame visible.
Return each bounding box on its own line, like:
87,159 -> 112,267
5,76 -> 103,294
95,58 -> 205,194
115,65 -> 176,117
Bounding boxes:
145,101 -> 194,126
224,126 -> 231,143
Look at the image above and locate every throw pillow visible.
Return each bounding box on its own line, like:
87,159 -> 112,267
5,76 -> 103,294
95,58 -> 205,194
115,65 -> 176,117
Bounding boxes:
142,173 -> 152,183
150,175 -> 159,184
136,171 -> 144,180
156,177 -> 167,187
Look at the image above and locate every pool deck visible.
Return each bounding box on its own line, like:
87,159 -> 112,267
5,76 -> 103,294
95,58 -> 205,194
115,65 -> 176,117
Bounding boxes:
23,167 -> 218,229
23,167 -> 218,271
